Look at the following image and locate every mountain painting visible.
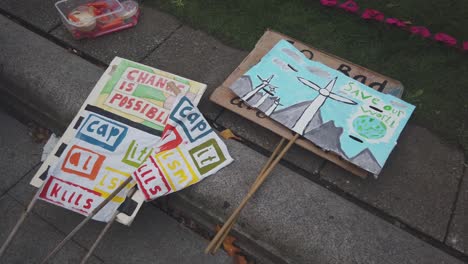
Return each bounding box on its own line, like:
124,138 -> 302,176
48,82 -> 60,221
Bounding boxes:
229,40 -> 415,176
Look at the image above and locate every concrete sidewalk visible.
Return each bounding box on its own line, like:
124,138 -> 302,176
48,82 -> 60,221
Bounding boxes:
0,2 -> 467,263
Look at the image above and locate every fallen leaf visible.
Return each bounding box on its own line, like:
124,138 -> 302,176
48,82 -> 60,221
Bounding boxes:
220,129 -> 242,141
223,235 -> 241,256
30,126 -> 51,144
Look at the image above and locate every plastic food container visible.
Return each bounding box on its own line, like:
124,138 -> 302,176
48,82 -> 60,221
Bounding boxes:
55,0 -> 140,39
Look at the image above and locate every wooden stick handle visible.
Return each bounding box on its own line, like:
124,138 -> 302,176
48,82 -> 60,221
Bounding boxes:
0,190 -> 40,258
211,215 -> 238,253
41,177 -> 134,264
209,137 -> 287,253
79,187 -> 137,264
206,134 -> 299,254
80,210 -> 118,264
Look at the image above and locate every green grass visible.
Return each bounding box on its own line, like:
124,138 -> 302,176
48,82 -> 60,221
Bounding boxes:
150,0 -> 468,154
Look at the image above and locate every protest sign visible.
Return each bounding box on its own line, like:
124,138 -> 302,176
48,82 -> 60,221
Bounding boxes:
210,30 -> 407,178
133,96 -> 233,201
229,40 -> 415,176
30,57 -> 207,224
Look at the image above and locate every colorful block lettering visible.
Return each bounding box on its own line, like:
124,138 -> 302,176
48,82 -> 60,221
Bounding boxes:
169,97 -> 212,142
155,147 -> 199,191
188,139 -> 227,175
77,114 -> 128,151
93,167 -> 134,203
61,145 -> 105,180
132,158 -> 171,200
39,176 -> 102,215
122,140 -> 153,167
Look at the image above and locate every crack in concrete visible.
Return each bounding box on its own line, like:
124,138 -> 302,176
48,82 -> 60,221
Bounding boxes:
138,23 -> 184,63
0,162 -> 41,199
444,164 -> 467,243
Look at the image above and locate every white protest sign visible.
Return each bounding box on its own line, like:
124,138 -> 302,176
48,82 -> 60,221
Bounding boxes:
132,96 -> 234,201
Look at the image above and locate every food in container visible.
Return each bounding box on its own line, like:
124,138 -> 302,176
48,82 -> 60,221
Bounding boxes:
55,0 -> 140,39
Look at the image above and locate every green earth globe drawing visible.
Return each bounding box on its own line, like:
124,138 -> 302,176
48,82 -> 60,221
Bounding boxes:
352,115 -> 387,139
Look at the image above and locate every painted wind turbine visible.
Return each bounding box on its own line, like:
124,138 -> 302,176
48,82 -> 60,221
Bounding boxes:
292,76 -> 357,135
264,98 -> 282,116
241,75 -> 277,106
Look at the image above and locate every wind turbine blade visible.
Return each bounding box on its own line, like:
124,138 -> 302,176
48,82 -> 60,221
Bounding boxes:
297,77 -> 321,91
324,77 -> 338,92
257,75 -> 263,81
267,75 -> 274,82
329,92 -> 357,105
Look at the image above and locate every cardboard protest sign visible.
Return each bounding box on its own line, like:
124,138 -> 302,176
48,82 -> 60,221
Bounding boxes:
229,40 -> 415,176
132,96 -> 233,201
31,57 -> 207,224
210,30 -> 406,178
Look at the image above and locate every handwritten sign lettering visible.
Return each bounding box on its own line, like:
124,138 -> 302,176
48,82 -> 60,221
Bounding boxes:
169,97 -> 212,142
155,147 -> 199,190
133,159 -> 171,200
77,114 -> 128,151
93,167 -> 133,203
61,145 -> 105,180
123,67 -> 190,96
105,91 -> 169,126
39,176 -> 102,214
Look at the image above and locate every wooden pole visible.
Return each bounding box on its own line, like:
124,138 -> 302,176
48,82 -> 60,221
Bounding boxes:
79,187 -> 137,264
40,177 -> 134,264
205,134 -> 299,254
0,190 -> 41,258
209,137 -> 287,253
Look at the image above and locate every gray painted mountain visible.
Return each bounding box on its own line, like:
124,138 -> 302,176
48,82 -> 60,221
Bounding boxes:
230,75 -> 253,98
350,148 -> 382,175
303,121 -> 345,157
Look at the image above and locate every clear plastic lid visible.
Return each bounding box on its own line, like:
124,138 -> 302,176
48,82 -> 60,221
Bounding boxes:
55,0 -> 124,27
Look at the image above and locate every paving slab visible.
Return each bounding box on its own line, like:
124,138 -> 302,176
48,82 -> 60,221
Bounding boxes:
175,138 -> 463,264
0,110 -> 43,196
142,25 -> 248,119
216,110 -> 325,174
0,194 -> 102,264
51,6 -> 181,64
0,0 -> 60,32
320,124 -> 465,241
8,170 -> 231,264
0,14 -> 104,128
447,169 -> 468,254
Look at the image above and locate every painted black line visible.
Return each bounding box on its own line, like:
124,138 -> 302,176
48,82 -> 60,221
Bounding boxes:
288,64 -> 298,72
349,135 -> 364,143
369,105 -> 383,112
